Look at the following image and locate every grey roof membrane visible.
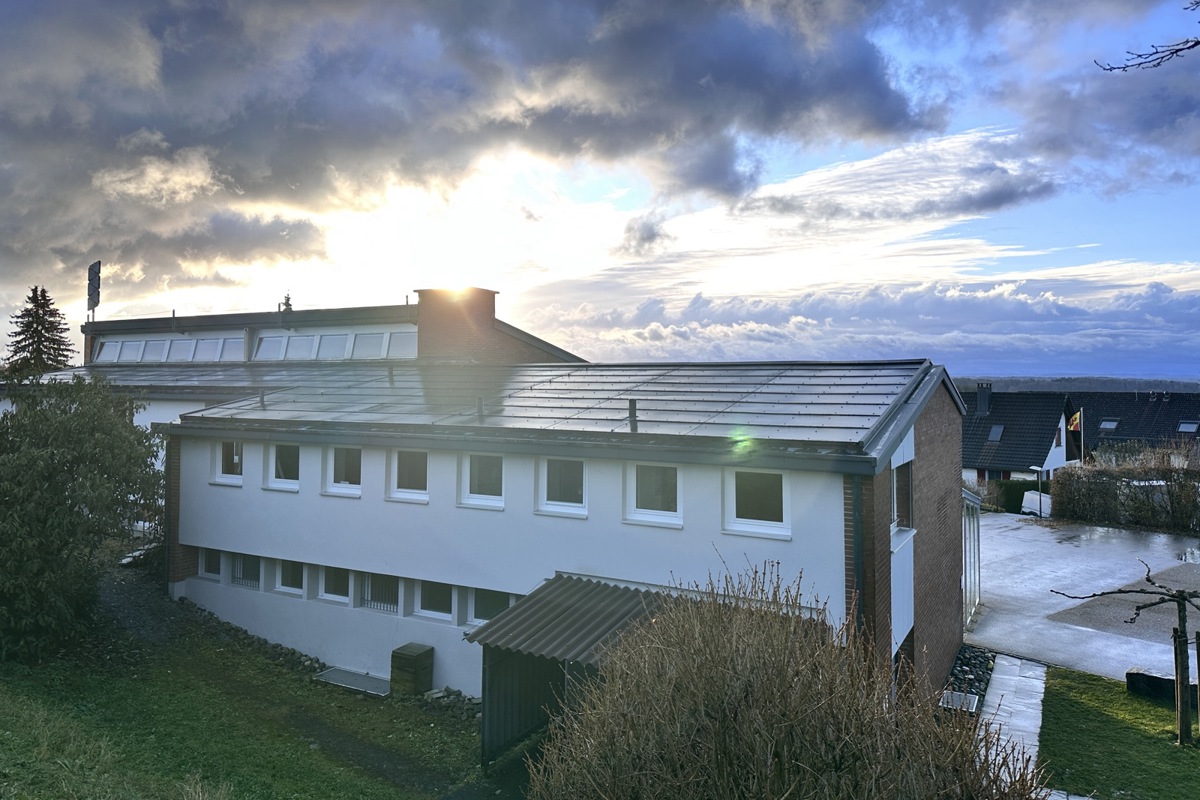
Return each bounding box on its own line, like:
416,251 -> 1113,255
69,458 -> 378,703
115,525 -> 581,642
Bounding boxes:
167,360 -> 934,448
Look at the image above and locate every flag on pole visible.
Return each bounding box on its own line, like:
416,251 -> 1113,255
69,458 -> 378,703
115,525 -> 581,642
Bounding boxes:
1068,411 -> 1081,431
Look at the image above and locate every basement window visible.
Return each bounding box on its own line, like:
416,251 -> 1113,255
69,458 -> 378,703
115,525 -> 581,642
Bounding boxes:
320,567 -> 350,601
232,554 -> 261,588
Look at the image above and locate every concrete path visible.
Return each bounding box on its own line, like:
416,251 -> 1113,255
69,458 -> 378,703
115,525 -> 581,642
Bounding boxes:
968,513 -> 1198,799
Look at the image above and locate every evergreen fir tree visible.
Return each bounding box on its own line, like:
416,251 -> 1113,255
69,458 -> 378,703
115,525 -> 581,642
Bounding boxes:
6,286 -> 76,379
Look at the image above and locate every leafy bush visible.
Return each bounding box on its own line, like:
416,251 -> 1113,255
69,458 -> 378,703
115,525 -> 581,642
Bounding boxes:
527,567 -> 1047,800
0,377 -> 161,661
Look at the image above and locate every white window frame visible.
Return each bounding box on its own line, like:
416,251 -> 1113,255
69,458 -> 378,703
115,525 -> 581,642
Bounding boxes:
467,587 -> 513,624
537,457 -> 587,518
388,449 -> 429,503
276,560 -> 305,595
359,573 -> 400,613
415,580 -> 456,620
323,446 -> 362,498
212,440 -> 244,486
231,553 -> 261,588
93,340 -> 120,362
265,443 -> 301,492
141,340 -> 168,362
624,462 -> 682,528
254,336 -> 285,361
723,468 -> 790,539
316,333 -> 349,360
459,453 -> 504,510
193,338 -> 222,361
117,340 -> 144,362
319,566 -> 350,602
351,332 -> 385,359
166,339 -> 194,362
199,548 -> 222,579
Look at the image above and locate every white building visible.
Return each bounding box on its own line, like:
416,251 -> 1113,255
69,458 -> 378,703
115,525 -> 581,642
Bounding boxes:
161,360 -> 966,699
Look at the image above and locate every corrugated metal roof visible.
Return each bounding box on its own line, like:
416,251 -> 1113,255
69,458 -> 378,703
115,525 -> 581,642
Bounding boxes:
170,360 -> 936,449
465,575 -> 657,666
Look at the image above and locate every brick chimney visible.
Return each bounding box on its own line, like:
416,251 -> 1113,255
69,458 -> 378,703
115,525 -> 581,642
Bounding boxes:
976,382 -> 992,416
414,288 -> 499,361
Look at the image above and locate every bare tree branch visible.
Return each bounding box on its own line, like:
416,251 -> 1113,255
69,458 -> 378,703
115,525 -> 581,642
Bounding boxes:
1097,2 -> 1200,71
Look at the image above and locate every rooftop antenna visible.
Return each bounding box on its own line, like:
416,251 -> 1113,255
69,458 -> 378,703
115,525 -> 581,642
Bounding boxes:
86,260 -> 101,322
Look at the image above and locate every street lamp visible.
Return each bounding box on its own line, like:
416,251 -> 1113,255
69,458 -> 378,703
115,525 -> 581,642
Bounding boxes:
1029,466 -> 1044,517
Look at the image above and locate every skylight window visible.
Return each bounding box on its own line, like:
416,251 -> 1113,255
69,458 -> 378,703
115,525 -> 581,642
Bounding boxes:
1179,421 -> 1199,434
988,424 -> 1004,442
1099,419 -> 1120,432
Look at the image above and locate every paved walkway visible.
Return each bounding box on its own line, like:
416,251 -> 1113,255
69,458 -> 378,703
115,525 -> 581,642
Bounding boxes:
968,513 -> 1199,799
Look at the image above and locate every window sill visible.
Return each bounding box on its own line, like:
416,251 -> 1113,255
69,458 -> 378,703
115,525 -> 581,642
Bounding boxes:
386,493 -> 429,505
721,525 -> 791,542
263,483 -> 300,494
622,516 -> 684,530
209,476 -> 243,488
457,499 -> 504,511
316,595 -> 350,605
411,610 -> 455,624
890,526 -> 916,552
321,488 -> 361,499
535,507 -> 588,520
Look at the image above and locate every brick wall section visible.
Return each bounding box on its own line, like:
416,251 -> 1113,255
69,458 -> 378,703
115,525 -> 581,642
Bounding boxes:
910,383 -> 965,688
164,434 -> 197,584
415,288 -> 572,364
842,471 -> 893,664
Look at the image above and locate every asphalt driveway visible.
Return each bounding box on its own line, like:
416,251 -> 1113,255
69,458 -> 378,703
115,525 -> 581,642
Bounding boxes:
965,513 -> 1200,681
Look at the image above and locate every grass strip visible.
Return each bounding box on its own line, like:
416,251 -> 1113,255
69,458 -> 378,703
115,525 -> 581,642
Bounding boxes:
1038,666 -> 1200,799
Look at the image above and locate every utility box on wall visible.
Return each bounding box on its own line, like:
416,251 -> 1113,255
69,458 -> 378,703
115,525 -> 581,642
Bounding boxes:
391,643 -> 434,695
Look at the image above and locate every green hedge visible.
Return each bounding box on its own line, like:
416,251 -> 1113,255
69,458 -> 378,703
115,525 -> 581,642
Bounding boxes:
1051,464 -> 1200,534
994,479 -> 1041,514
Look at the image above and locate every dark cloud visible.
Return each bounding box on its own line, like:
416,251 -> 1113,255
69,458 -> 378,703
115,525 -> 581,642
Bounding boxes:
0,0 -> 936,309
736,154 -> 1058,224
614,212 -> 675,257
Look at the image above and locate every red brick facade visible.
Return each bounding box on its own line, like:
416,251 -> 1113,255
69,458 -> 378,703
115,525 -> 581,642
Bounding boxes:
843,381 -> 963,687
910,383 -> 964,687
164,435 -> 197,585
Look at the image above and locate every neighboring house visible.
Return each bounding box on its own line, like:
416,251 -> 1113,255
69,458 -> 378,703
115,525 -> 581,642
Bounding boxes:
1069,391 -> 1200,458
17,288 -> 581,427
159,359 -> 966,701
961,383 -> 1078,484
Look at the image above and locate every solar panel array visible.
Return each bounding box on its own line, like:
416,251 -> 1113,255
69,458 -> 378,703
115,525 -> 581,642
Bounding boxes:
173,360 -> 930,446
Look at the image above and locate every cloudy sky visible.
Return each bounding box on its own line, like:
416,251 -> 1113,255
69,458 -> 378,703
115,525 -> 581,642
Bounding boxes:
2,0 -> 1197,378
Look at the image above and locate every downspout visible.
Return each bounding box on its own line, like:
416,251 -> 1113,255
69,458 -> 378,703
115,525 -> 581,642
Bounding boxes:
851,475 -> 865,629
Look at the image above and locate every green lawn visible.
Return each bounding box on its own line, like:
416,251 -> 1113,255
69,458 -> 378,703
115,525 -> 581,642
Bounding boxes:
1039,667 -> 1200,799
0,600 -> 485,799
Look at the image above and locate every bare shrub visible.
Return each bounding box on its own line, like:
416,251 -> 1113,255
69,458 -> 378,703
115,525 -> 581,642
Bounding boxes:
527,566 -> 1046,800
1052,443 -> 1200,533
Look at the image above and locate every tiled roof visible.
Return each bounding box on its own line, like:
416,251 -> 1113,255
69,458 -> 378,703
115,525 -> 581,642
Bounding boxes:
962,391 -> 1068,471
1069,392 -> 1200,450
163,361 -> 958,470
464,575 -> 657,666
